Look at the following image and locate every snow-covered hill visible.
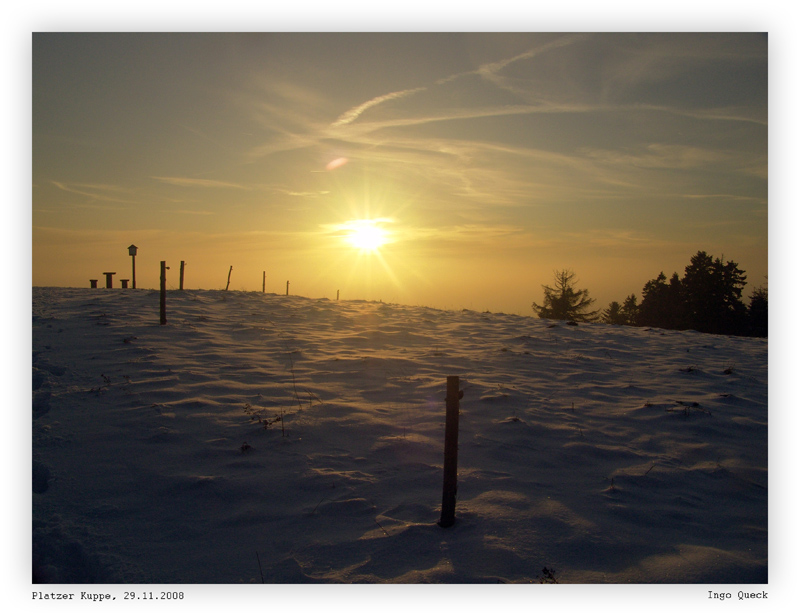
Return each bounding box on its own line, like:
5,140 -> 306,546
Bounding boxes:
32,287 -> 767,585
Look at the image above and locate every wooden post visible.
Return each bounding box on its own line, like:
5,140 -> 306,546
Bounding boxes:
337,289 -> 340,300
262,271 -> 266,293
179,261 -> 185,290
89,279 -> 98,288
439,376 -> 462,528
120,279 -> 129,289
286,280 -> 289,296
102,272 -> 116,288
160,261 -> 167,325
225,266 -> 233,291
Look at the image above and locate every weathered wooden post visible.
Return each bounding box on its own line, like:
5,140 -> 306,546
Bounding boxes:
286,280 -> 289,296
179,261 -> 185,290
160,261 -> 167,325
225,266 -> 233,291
102,272 -> 116,289
128,245 -> 138,289
439,376 -> 462,528
262,271 -> 266,293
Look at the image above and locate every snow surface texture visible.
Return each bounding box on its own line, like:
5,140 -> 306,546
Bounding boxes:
32,288 -> 767,584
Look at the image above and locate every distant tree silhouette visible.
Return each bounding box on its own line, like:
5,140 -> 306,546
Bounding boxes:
637,272 -> 686,330
681,251 -> 747,335
532,270 -> 599,322
602,301 -> 625,325
635,251 -> 751,335
621,294 -> 639,325
604,294 -> 639,325
748,283 -> 768,337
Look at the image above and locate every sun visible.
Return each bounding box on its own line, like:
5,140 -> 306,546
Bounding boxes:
343,219 -> 390,252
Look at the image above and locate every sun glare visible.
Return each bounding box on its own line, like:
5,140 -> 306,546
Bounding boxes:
343,219 -> 390,252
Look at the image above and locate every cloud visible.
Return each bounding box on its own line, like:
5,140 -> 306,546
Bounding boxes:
474,34 -> 588,96
277,189 -> 331,198
436,34 -> 587,88
152,177 -> 249,189
681,193 -> 766,203
50,181 -> 136,203
330,87 -> 427,128
580,144 -> 729,170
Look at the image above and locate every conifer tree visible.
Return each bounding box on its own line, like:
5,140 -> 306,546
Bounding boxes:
681,251 -> 747,335
748,284 -> 768,337
532,270 -> 599,322
637,272 -> 686,329
602,301 -> 625,325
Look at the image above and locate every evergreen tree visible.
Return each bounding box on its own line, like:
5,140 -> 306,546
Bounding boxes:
603,294 -> 639,326
532,270 -> 599,322
621,294 -> 639,325
681,251 -> 747,335
637,272 -> 686,329
602,301 -> 625,325
748,284 -> 768,337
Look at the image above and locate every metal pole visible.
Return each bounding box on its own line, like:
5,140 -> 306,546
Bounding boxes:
439,376 -> 461,528
132,255 -> 136,289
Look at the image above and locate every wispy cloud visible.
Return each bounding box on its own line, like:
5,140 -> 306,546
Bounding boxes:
227,35 -> 766,225
474,34 -> 588,97
435,34 -> 587,88
50,181 -> 136,203
580,144 -> 729,171
681,193 -> 767,203
275,188 -> 331,198
152,177 -> 249,189
330,87 -> 427,128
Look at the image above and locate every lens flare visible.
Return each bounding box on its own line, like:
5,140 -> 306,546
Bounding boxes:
326,157 -> 349,171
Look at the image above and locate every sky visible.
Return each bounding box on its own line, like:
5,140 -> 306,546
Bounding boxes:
32,32 -> 768,315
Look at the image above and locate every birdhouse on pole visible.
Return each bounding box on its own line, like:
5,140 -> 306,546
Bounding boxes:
128,245 -> 138,289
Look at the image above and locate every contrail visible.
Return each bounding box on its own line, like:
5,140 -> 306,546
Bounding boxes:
331,87 -> 427,128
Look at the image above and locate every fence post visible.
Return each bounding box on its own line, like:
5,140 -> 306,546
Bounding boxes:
179,261 -> 185,290
160,261 -> 167,325
263,271 -> 266,293
439,375 -> 462,528
286,280 -> 289,296
225,266 -> 233,291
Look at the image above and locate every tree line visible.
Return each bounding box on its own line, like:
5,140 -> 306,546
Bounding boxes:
531,251 -> 767,337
